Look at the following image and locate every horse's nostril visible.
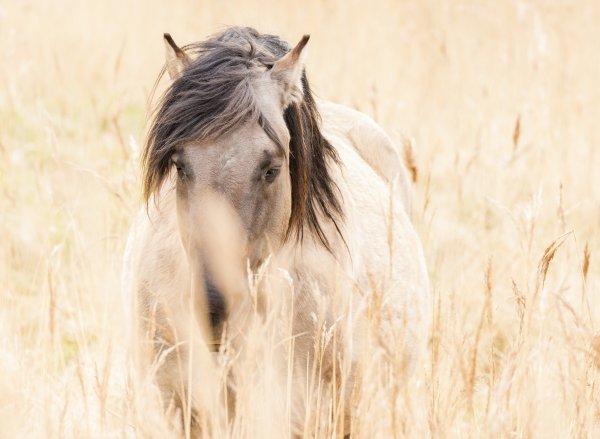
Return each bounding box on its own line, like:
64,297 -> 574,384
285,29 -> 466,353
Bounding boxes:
204,276 -> 226,337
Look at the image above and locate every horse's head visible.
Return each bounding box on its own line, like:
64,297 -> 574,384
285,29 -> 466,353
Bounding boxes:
142,27 -> 342,334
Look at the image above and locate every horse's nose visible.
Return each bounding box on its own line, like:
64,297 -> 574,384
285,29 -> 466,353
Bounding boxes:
205,276 -> 226,338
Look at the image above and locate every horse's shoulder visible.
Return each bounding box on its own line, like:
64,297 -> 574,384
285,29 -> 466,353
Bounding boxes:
123,186 -> 184,294
317,100 -> 413,214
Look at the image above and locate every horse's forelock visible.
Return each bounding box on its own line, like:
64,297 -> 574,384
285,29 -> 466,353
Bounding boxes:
142,27 -> 268,202
142,26 -> 344,250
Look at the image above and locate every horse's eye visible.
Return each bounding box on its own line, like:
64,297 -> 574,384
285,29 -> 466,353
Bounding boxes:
264,167 -> 280,183
171,155 -> 186,179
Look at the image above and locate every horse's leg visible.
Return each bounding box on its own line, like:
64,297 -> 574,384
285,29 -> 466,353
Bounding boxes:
142,294 -> 217,438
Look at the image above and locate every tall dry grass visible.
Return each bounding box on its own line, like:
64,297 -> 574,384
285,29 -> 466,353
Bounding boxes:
1,0 -> 599,437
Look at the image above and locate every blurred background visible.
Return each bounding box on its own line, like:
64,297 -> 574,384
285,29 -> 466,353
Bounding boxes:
1,0 -> 599,437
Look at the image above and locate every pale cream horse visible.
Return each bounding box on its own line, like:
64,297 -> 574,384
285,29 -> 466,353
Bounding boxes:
123,27 -> 429,436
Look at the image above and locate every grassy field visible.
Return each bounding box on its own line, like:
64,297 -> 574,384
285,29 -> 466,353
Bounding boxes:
1,0 -> 599,437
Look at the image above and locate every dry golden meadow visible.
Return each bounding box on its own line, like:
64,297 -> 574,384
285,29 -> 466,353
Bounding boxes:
1,0 -> 600,437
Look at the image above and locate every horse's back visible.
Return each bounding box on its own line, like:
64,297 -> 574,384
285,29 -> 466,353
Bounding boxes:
318,100 -> 413,215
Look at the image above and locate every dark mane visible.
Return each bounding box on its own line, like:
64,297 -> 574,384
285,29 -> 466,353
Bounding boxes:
142,26 -> 344,251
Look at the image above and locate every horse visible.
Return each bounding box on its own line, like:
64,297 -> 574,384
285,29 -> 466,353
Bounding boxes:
123,26 -> 430,437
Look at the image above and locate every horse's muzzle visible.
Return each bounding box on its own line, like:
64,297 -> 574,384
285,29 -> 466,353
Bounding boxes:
205,275 -> 226,345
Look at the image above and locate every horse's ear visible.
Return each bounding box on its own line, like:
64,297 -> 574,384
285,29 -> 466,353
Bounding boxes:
164,33 -> 191,80
270,35 -> 310,109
